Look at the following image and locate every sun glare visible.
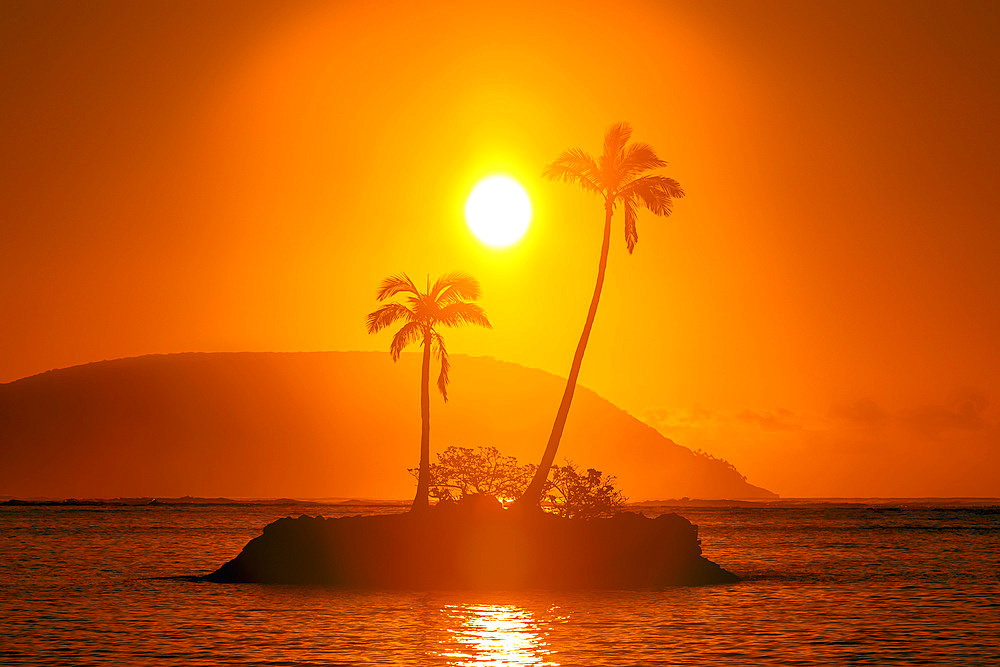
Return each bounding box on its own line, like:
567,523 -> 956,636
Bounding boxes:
465,175 -> 532,247
438,604 -> 558,666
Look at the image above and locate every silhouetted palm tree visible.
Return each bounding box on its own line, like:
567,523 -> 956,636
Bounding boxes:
367,272 -> 491,511
518,122 -> 684,509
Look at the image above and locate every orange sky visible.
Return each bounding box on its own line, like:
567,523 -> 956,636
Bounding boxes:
3,0 -> 999,497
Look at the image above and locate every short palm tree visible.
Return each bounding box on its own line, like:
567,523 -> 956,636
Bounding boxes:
518,122 -> 684,509
366,272 -> 491,511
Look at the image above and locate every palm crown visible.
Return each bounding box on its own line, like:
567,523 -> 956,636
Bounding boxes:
543,122 -> 684,252
366,272 -> 491,401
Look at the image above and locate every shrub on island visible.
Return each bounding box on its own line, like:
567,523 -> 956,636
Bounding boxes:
413,445 -> 627,519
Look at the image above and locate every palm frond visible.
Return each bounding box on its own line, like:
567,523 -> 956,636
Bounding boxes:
366,302 -> 414,334
431,272 -> 481,304
436,302 -> 492,329
600,122 -> 633,188
620,175 -> 685,216
389,320 -> 423,361
622,196 -> 638,254
412,293 -> 441,322
603,122 -> 633,164
431,330 -> 450,401
375,273 -> 419,301
618,143 -> 667,180
543,148 -> 602,195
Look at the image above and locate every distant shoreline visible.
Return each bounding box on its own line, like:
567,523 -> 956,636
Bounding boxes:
0,496 -> 410,507
3,496 -> 998,508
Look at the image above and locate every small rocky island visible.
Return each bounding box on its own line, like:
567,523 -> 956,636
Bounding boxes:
205,498 -> 738,588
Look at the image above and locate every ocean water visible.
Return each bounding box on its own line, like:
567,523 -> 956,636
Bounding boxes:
1,502 -> 998,666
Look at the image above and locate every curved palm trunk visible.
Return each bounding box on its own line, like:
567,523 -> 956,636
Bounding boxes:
412,331 -> 433,511
519,200 -> 614,508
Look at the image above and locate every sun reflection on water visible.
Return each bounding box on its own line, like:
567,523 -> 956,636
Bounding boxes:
436,603 -> 560,667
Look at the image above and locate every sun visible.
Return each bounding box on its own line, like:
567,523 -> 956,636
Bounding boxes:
464,175 -> 532,247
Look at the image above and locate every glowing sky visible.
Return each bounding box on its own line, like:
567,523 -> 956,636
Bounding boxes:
3,0 -> 998,497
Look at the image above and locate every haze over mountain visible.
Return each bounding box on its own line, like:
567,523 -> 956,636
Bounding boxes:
0,352 -> 773,500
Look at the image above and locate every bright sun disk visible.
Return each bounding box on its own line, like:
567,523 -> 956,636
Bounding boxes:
465,175 -> 532,247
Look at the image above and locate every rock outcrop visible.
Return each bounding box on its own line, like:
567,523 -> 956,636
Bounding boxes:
205,501 -> 738,588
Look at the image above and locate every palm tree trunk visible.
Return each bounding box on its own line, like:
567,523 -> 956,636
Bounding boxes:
519,199 -> 614,509
412,330 -> 433,510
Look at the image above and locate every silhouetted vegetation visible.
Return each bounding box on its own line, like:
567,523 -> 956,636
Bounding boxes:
694,449 -> 748,483
366,273 -> 491,511
545,461 -> 627,520
518,123 -> 685,509
410,445 -> 534,504
409,445 -> 626,519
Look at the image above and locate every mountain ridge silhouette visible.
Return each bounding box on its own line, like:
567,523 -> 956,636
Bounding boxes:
0,351 -> 776,500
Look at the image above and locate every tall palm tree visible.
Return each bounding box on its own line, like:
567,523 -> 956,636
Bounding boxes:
518,122 -> 684,509
366,272 -> 491,511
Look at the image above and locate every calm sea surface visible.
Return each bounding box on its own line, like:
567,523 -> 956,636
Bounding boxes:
1,502 -> 998,666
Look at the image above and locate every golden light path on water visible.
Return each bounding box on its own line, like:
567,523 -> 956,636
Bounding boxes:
435,604 -> 561,666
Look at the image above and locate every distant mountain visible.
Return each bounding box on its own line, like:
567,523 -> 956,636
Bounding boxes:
0,352 -> 776,500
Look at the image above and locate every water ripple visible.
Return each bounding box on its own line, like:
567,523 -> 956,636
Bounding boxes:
2,504 -> 999,665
